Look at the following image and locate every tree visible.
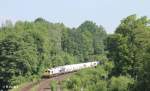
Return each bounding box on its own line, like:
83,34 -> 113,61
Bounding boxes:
0,18 -> 108,90
107,34 -> 129,75
107,15 -> 150,77
134,38 -> 150,91
109,76 -> 134,91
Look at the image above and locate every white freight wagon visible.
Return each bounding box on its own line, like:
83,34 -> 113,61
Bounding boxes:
46,61 -> 99,76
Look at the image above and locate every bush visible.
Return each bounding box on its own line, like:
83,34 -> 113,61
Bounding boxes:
109,76 -> 134,91
50,80 -> 57,91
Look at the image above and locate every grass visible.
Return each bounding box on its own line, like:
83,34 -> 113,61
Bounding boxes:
9,79 -> 40,91
9,82 -> 29,91
29,84 -> 39,91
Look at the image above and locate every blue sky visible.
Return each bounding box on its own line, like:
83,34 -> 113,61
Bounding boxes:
0,0 -> 150,33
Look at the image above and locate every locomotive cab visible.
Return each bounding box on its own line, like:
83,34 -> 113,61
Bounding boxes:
48,70 -> 53,75
42,69 -> 53,78
42,70 -> 50,78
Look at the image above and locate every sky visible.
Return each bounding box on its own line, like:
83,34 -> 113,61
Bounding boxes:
0,0 -> 150,33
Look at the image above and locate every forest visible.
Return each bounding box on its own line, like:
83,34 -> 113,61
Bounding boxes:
0,14 -> 150,91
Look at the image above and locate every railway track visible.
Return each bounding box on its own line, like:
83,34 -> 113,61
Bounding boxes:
20,73 -> 73,91
20,61 -> 99,91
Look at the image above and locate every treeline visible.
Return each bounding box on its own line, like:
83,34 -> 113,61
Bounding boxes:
1,14 -> 150,91
107,15 -> 150,91
0,18 -> 106,90
61,15 -> 150,91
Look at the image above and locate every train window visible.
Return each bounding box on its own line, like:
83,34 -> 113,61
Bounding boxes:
48,70 -> 53,74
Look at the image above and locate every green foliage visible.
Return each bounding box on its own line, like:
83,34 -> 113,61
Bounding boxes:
107,34 -> 129,75
0,19 -> 107,90
62,21 -> 107,61
107,15 -> 150,76
50,80 -> 57,91
109,76 -> 134,91
61,15 -> 150,91
95,80 -> 108,91
134,46 -> 150,91
62,64 -> 134,91
0,19 -> 69,89
51,52 -> 77,67
2,14 -> 150,91
62,63 -> 110,91
107,14 -> 150,91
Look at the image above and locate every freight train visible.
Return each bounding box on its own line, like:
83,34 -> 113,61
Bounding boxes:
43,61 -> 99,77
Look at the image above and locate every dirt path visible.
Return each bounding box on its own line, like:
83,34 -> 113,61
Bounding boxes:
20,73 -> 73,91
20,81 -> 38,91
37,73 -> 73,91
